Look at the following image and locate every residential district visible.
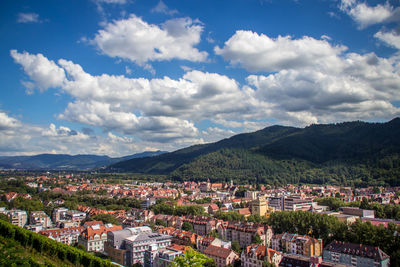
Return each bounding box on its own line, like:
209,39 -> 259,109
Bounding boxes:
1,173 -> 399,267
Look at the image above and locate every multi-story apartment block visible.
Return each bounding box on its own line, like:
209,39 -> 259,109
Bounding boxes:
241,244 -> 282,267
53,208 -> 86,228
245,190 -> 259,200
7,209 -> 28,227
198,236 -> 231,253
284,197 -> 315,211
340,207 -> 375,218
218,222 -> 272,248
177,216 -> 219,236
52,207 -> 69,224
272,233 -> 322,257
105,226 -> 172,266
203,245 -> 238,267
268,197 -> 285,211
39,226 -> 83,245
29,211 -> 52,229
79,221 -> 122,252
154,247 -> 183,267
64,210 -> 86,226
323,240 -> 390,267
268,196 -> 316,211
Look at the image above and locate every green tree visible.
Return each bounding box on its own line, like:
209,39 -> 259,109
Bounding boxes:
182,221 -> 193,232
155,219 -> 167,227
252,233 -> 263,245
89,214 -> 120,225
262,261 -> 276,267
0,213 -> 9,222
231,241 -> 242,254
209,229 -> 220,239
173,248 -> 213,267
10,197 -> 44,214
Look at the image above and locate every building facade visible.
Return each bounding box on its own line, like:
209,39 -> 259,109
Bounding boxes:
79,221 -> 122,252
29,211 -> 52,229
40,226 -> 83,245
218,222 -> 272,248
241,244 -> 282,267
272,233 -> 322,257
323,240 -> 390,267
7,209 -> 27,227
203,245 -> 238,267
105,226 -> 172,266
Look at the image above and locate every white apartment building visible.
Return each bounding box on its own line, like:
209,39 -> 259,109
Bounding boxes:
7,209 -> 28,227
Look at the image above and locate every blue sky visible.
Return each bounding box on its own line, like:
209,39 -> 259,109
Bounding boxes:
1,0 -> 400,157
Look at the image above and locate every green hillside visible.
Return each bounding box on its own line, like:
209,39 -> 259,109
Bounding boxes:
110,118 -> 400,186
0,219 -> 112,267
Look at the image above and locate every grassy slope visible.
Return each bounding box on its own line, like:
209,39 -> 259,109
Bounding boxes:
0,235 -> 73,267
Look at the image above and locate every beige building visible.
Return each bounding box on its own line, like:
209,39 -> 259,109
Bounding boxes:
272,233 -> 323,257
241,244 -> 282,267
78,221 -> 122,252
40,226 -> 83,245
7,209 -> 27,227
29,211 -> 52,228
204,245 -> 238,267
251,196 -> 274,218
218,222 -> 273,248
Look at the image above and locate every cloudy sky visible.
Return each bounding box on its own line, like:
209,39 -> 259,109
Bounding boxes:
1,0 -> 400,157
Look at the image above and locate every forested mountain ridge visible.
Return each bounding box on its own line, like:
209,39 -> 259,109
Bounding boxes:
111,118 -> 400,186
0,150 -> 166,170
109,125 -> 300,173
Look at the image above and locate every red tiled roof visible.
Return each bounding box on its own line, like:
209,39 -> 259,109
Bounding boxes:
209,204 -> 219,210
237,208 -> 251,215
40,226 -> 83,238
204,245 -> 237,259
168,244 -> 191,253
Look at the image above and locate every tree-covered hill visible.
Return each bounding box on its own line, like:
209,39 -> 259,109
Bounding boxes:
0,150 -> 166,170
112,118 -> 400,186
109,125 -> 300,173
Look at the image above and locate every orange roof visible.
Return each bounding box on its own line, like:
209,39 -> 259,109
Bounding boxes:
204,245 -> 238,259
84,220 -> 103,227
209,204 -> 219,210
238,208 -> 251,215
168,244 -> 191,253
40,226 -> 83,238
82,223 -> 122,240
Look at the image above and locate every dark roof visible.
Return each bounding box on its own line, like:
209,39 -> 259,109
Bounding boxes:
324,240 -> 389,262
279,254 -> 312,267
319,262 -> 348,267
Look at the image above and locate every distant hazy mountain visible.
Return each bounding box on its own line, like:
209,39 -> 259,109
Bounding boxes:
0,150 -> 166,170
110,118 -> 400,186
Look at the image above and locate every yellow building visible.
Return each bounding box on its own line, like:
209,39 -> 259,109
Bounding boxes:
251,196 -> 275,217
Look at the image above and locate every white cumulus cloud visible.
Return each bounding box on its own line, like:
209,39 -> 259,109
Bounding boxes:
10,45 -> 400,152
215,31 -> 346,73
10,50 -> 66,92
339,0 -> 399,29
91,15 -> 207,66
375,29 -> 400,50
0,112 -> 20,131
